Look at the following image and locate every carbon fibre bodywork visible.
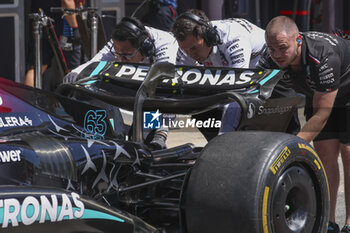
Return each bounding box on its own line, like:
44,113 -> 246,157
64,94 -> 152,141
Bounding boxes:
0,62 -> 303,232
59,62 -> 303,132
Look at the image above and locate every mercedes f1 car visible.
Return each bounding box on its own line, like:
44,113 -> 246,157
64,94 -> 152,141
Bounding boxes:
0,62 -> 329,233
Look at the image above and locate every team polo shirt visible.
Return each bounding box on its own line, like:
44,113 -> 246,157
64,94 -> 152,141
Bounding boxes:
258,31 -> 350,99
176,18 -> 266,68
71,26 -> 179,74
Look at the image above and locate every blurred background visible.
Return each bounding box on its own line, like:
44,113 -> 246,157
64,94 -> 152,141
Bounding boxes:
0,0 -> 349,84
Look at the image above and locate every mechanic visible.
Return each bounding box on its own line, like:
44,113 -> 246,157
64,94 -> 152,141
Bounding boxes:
171,9 -> 266,135
64,16 -> 179,150
25,0 -> 81,88
259,15 -> 350,233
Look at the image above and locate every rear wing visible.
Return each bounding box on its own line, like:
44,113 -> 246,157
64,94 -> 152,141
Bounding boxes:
74,61 -> 283,97
57,62 -> 302,133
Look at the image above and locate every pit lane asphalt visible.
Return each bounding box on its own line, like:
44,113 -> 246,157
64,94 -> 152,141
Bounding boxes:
167,110 -> 346,227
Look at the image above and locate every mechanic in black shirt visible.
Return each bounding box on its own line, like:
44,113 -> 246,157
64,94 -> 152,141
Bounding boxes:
258,16 -> 350,233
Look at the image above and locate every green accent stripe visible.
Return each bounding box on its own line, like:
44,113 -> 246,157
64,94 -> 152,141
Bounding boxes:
82,209 -> 124,222
82,80 -> 98,85
0,207 -> 125,224
90,61 -> 107,76
249,69 -> 280,94
258,69 -> 280,85
109,118 -> 115,130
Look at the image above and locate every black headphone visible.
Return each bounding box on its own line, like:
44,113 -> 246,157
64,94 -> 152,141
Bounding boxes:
177,12 -> 222,47
119,18 -> 156,57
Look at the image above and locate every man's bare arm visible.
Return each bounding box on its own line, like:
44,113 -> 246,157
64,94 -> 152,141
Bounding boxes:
297,90 -> 338,142
61,0 -> 78,28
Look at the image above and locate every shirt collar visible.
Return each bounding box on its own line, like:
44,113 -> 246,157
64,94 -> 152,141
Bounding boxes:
300,33 -> 308,66
284,33 -> 307,72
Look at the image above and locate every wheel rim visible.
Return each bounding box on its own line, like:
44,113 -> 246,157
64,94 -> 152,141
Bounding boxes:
271,165 -> 317,233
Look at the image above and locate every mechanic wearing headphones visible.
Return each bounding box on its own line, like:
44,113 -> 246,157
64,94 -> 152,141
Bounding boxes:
65,16 -> 178,78
259,16 -> 350,233
64,16 -> 179,149
172,9 -> 266,135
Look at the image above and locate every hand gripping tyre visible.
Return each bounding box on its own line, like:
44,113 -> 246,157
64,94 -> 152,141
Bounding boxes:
182,131 -> 329,233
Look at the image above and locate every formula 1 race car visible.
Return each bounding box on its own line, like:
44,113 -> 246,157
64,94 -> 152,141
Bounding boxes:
0,62 -> 329,233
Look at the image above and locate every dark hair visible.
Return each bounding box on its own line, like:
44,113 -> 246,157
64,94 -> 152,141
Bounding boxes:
171,9 -> 209,41
111,17 -> 148,48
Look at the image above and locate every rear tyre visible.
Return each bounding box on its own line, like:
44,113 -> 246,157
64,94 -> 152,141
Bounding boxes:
183,131 -> 329,233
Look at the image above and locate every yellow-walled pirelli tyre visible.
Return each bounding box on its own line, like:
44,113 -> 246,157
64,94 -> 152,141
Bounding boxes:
182,131 -> 329,233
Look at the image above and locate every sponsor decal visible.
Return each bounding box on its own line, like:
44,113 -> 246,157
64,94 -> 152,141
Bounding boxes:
175,69 -> 254,86
247,103 -> 255,119
230,53 -> 244,61
0,116 -> 32,128
258,105 -> 293,115
320,78 -> 334,85
112,64 -> 254,86
230,48 -> 244,54
0,150 -> 21,163
115,64 -> 149,81
156,51 -> 166,57
319,72 -> 334,80
228,18 -> 253,32
307,32 -> 338,46
232,58 -> 245,65
0,193 -> 84,227
0,193 -> 125,228
270,146 -> 291,174
319,67 -> 333,77
319,63 -> 329,72
83,110 -> 107,139
229,43 -> 239,51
